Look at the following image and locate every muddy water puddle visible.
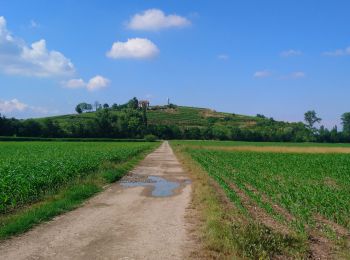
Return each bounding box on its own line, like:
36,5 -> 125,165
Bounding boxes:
120,175 -> 190,197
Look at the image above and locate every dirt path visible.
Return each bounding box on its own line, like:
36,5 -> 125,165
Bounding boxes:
0,141 -> 194,260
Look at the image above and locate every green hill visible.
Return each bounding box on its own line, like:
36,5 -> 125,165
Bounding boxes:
0,104 -> 314,141
44,106 -> 264,130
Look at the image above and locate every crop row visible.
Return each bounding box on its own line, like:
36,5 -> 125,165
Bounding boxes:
0,141 -> 156,213
187,148 -> 350,231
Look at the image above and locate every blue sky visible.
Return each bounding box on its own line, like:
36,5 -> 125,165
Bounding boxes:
0,0 -> 349,128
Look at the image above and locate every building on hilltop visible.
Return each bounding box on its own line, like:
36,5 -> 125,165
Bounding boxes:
138,100 -> 150,109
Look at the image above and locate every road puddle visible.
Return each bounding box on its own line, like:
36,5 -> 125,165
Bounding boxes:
120,176 -> 183,197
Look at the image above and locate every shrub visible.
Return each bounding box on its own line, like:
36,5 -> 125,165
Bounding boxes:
144,134 -> 157,142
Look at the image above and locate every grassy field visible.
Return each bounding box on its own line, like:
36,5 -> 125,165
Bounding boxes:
172,140 -> 350,259
0,141 -> 156,213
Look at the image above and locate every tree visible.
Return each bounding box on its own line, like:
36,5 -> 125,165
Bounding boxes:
0,115 -> 19,136
330,126 -> 339,143
75,105 -> 83,114
142,107 -> 148,127
341,112 -> 350,133
212,126 -> 230,140
318,125 -> 331,143
75,103 -> 93,114
127,117 -> 141,136
184,127 -> 201,140
18,119 -> 42,137
103,103 -> 109,109
42,119 -> 62,137
128,97 -> 139,110
85,103 -> 93,112
304,110 -> 321,129
95,109 -> 117,137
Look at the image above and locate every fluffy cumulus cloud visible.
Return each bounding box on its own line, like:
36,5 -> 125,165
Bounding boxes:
323,46 -> 350,56
0,16 -> 74,77
0,98 -> 52,117
87,75 -> 110,91
63,75 -> 110,91
64,78 -> 86,89
253,70 -> 272,78
127,9 -> 191,31
0,98 -> 27,113
280,49 -> 302,57
106,38 -> 159,59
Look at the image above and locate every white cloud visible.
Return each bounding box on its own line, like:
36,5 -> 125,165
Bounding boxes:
0,16 -> 14,43
127,9 -> 191,31
280,49 -> 302,57
323,46 -> 350,56
253,70 -> 272,78
63,78 -> 86,89
87,75 -> 110,91
0,98 -> 54,117
106,38 -> 159,59
63,75 -> 110,91
217,54 -> 229,60
0,16 -> 75,77
0,99 -> 27,113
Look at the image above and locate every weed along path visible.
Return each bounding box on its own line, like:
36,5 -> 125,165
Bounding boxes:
0,141 -> 194,260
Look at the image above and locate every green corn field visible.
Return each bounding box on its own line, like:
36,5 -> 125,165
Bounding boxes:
0,141 -> 156,213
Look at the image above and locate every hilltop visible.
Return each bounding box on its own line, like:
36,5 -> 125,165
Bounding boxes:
47,106 -> 261,129
33,104 -> 311,142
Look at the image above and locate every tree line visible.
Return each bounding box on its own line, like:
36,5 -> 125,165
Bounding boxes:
0,98 -> 146,138
0,98 -> 350,143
